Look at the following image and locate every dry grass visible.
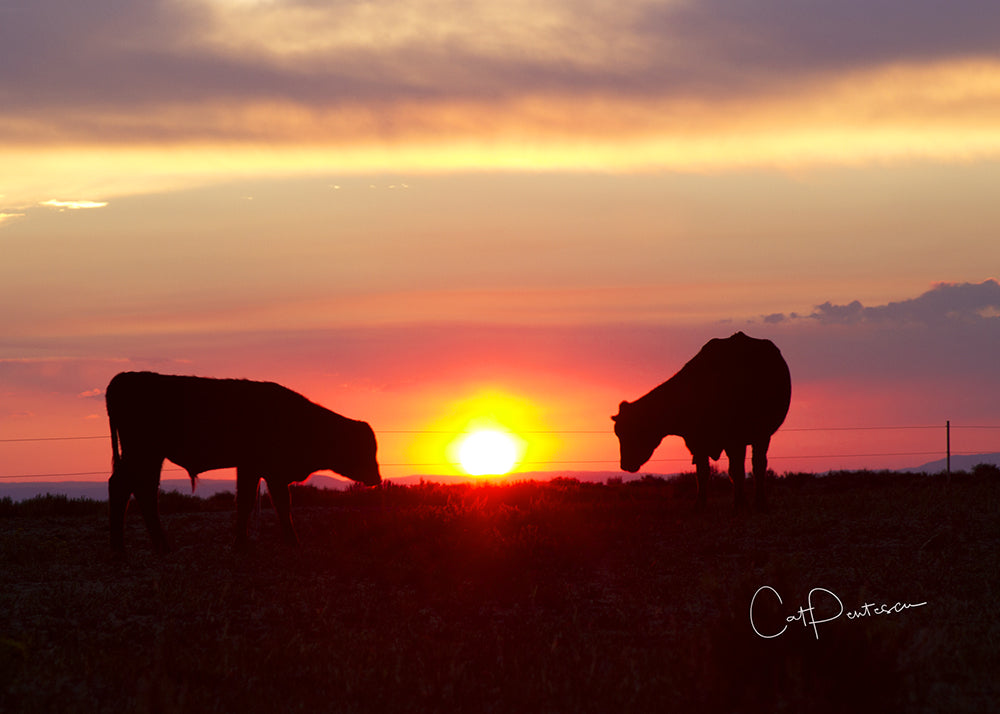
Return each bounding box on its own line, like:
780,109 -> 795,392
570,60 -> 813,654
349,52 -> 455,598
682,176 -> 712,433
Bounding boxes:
1,471 -> 998,713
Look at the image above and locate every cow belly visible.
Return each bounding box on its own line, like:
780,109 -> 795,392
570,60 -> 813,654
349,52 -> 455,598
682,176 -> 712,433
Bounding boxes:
167,436 -> 302,477
165,430 -> 255,475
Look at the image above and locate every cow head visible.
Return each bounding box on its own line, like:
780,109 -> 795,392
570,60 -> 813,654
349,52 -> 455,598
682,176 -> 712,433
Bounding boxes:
335,421 -> 382,487
612,400 -> 663,473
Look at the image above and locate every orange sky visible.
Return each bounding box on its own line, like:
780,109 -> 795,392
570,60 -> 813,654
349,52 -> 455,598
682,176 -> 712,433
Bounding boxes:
2,1 -> 1000,490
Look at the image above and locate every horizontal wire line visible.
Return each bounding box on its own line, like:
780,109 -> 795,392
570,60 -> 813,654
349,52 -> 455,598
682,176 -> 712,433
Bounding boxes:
0,436 -> 107,443
2,424 -> 995,480
3,451 -> 985,481
1,471 -> 112,480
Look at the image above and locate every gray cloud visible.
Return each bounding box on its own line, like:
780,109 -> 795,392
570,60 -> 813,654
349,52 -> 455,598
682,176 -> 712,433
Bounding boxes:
0,0 -> 590,112
809,280 -> 1000,326
810,300 -> 866,325
2,0 -> 998,126
642,0 -> 1000,79
749,280 -> 1000,391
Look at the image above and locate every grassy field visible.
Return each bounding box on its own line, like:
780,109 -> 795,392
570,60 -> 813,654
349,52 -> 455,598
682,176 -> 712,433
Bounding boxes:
1,470 -> 998,713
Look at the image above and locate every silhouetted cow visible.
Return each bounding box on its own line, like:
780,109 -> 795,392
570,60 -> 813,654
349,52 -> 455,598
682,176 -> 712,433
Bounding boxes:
106,371 -> 381,554
613,332 -> 790,510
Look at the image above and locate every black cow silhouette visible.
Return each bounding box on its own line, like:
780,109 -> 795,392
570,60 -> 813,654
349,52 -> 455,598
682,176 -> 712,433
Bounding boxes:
106,371 -> 381,554
613,332 -> 791,510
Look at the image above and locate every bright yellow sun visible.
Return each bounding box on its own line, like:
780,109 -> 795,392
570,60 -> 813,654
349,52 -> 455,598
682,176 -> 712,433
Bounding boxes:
456,429 -> 520,476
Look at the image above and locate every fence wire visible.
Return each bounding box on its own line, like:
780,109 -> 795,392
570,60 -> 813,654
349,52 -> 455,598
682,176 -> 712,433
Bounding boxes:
1,423 -> 997,480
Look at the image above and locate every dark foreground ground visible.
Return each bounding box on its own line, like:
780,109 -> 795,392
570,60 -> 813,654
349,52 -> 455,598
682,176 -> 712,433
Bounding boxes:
1,470 -> 998,713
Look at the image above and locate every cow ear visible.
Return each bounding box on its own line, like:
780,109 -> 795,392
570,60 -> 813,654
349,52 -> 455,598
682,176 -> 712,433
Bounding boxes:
612,401 -> 630,421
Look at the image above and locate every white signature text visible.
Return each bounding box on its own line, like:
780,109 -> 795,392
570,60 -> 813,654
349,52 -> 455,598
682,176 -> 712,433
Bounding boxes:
750,585 -> 928,640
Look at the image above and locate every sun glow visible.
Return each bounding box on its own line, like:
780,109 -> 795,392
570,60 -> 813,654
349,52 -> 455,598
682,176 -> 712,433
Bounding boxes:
401,388 -> 551,479
456,428 -> 521,476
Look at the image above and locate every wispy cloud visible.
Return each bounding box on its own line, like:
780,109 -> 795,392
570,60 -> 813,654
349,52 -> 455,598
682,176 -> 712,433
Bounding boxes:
0,212 -> 25,227
38,199 -> 108,210
0,0 -> 998,202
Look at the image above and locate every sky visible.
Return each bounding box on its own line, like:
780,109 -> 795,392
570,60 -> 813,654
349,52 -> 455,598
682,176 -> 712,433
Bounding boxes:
2,0 -> 1000,489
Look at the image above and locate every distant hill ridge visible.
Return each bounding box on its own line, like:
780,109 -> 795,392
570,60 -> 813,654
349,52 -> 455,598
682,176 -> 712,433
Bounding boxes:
901,452 -> 1000,473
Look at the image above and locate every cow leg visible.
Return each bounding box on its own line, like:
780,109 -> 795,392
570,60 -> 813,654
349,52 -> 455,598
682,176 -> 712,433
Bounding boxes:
235,468 -> 261,550
265,477 -> 299,547
752,437 -> 771,511
132,458 -> 169,554
726,443 -> 748,512
693,454 -> 710,510
108,463 -> 134,555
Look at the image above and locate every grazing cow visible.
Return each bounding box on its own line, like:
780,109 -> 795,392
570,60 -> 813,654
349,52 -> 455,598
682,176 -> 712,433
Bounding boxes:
613,332 -> 791,510
106,371 -> 381,554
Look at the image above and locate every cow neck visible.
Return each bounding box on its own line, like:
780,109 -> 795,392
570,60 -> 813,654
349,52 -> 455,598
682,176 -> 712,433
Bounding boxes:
633,377 -> 687,439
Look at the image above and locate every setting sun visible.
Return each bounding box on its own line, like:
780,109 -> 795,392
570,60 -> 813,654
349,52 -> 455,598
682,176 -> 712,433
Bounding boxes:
456,429 -> 521,476
404,388 -> 555,479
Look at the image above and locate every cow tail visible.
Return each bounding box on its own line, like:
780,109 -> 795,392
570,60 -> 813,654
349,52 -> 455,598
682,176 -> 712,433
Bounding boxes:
110,422 -> 121,472
107,391 -> 122,473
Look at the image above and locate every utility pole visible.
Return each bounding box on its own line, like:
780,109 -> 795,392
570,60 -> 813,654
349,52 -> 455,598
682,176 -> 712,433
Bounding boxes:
946,420 -> 951,476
